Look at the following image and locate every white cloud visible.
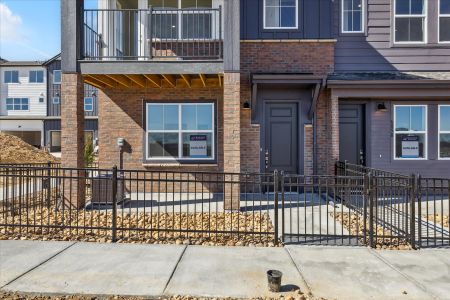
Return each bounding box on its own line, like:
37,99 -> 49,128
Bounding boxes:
0,2 -> 25,43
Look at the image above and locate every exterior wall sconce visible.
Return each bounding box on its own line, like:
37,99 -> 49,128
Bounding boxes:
242,100 -> 251,109
55,92 -> 60,97
91,91 -> 97,97
377,102 -> 388,111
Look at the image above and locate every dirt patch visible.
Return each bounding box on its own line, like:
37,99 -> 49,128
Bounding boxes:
331,212 -> 411,250
425,214 -> 449,228
0,133 -> 59,164
0,291 -> 318,300
0,206 -> 278,247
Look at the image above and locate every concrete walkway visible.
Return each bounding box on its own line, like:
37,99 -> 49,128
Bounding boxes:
0,241 -> 449,300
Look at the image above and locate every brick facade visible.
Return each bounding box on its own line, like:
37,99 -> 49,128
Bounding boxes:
240,41 -> 336,175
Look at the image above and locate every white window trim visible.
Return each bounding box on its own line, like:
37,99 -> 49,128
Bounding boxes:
438,0 -> 450,43
84,97 -> 94,112
145,103 -> 215,161
6,98 -> 30,112
4,70 -> 19,84
438,105 -> 450,160
52,96 -> 60,105
341,0 -> 365,33
393,0 -> 428,44
393,105 -> 428,160
263,0 -> 299,30
29,70 -> 44,84
53,70 -> 62,84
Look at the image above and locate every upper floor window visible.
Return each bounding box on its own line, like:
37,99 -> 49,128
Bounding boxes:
84,97 -> 94,112
394,105 -> 427,160
149,0 -> 213,39
394,0 -> 427,43
4,71 -> 19,83
52,96 -> 60,105
6,98 -> 29,111
264,0 -> 298,29
439,105 -> 450,159
341,0 -> 364,33
53,70 -> 62,84
440,0 -> 450,42
29,70 -> 44,83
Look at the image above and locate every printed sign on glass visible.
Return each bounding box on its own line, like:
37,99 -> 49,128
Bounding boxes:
401,136 -> 419,158
189,135 -> 207,157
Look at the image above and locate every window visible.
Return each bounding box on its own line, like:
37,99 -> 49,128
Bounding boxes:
29,70 -> 44,83
439,105 -> 450,159
49,131 -> 61,153
341,0 -> 364,33
84,97 -> 94,112
39,97 -> 44,103
52,96 -> 60,105
264,0 -> 298,29
53,70 -> 62,84
146,103 -> 214,160
440,0 -> 450,42
4,71 -> 19,83
394,0 -> 427,43
394,105 -> 427,159
6,98 -> 29,111
149,0 -> 213,39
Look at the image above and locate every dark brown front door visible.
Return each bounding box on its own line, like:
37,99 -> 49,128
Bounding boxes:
339,104 -> 365,165
264,102 -> 298,173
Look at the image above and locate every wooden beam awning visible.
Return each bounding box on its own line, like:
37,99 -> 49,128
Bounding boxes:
83,73 -> 223,90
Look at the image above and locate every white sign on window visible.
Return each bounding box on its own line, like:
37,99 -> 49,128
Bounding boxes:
189,135 -> 207,157
401,136 -> 419,158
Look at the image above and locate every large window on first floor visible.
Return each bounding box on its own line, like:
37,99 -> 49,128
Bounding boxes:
394,0 -> 427,43
439,105 -> 450,159
146,103 -> 214,160
440,0 -> 450,42
394,105 -> 427,159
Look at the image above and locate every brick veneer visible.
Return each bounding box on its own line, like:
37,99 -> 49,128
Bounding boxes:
304,125 -> 314,176
240,40 -> 337,175
61,73 -> 86,208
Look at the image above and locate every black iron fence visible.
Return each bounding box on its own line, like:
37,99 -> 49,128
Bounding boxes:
83,8 -> 223,61
0,164 -> 448,248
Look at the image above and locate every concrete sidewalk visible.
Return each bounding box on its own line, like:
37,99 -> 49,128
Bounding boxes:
0,241 -> 449,300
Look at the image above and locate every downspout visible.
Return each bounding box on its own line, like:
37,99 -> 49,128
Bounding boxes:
313,114 -> 317,175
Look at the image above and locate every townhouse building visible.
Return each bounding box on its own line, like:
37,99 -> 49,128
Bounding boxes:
59,0 -> 450,186
0,55 -> 98,154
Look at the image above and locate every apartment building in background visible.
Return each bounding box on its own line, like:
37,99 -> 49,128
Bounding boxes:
58,0 -> 449,183
0,55 -> 98,155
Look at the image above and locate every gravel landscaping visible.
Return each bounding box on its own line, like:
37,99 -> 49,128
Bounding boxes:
425,214 -> 449,228
331,212 -> 411,250
0,206 -> 277,247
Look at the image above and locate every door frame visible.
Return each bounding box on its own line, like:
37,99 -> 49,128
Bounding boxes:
260,99 -> 303,174
339,100 -> 371,167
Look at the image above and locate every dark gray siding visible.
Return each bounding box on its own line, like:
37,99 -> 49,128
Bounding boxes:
334,0 -> 450,72
367,101 -> 450,178
241,0 -> 333,39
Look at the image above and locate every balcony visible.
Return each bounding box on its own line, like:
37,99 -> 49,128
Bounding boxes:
82,8 -> 223,62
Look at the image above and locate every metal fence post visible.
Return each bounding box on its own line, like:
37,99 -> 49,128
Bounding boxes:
344,160 -> 348,177
273,170 -> 279,246
409,174 -> 417,249
417,175 -> 423,248
112,166 -> 118,242
368,172 -> 375,248
363,173 -> 369,245
46,161 -> 51,207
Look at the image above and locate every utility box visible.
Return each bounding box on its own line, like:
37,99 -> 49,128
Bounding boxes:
90,173 -> 126,205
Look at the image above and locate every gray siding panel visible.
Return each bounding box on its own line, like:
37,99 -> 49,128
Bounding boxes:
335,0 -> 450,72
241,0 -> 333,40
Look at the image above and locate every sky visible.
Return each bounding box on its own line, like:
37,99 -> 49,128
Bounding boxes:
0,0 -> 61,61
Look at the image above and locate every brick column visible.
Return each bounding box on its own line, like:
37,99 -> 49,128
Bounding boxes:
223,72 -> 241,210
328,94 -> 340,175
61,73 -> 86,208
304,124 -> 314,176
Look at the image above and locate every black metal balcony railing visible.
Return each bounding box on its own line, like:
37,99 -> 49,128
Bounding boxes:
83,8 -> 223,61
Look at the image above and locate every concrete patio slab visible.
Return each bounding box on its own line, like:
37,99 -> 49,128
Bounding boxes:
0,240 -> 74,287
375,249 -> 450,300
4,242 -> 185,297
286,245 -> 432,300
165,245 -> 306,298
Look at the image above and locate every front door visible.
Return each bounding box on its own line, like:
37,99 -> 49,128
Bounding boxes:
264,102 -> 298,173
339,104 -> 365,165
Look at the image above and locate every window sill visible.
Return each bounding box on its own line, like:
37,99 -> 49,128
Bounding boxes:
143,163 -> 219,167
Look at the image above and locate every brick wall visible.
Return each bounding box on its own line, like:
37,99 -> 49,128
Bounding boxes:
304,124 -> 314,176
98,87 -> 224,172
240,41 -> 336,174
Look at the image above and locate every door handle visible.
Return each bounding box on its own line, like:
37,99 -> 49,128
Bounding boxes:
265,149 -> 269,169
